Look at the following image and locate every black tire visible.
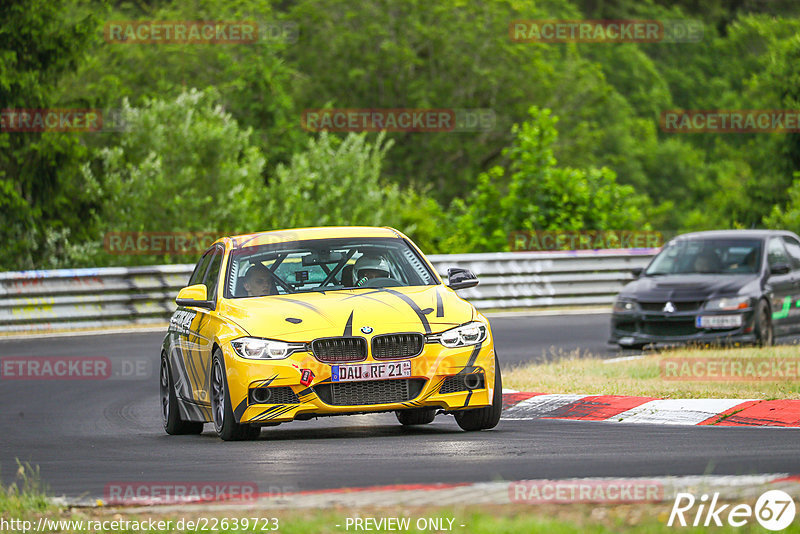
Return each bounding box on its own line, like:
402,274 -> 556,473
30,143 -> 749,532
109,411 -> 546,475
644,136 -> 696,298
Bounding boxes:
396,407 -> 436,426
210,350 -> 260,441
755,299 -> 774,347
454,358 -> 502,432
160,355 -> 204,435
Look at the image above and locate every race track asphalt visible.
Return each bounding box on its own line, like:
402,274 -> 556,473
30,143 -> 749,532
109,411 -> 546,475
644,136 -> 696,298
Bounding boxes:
1,313 -> 798,500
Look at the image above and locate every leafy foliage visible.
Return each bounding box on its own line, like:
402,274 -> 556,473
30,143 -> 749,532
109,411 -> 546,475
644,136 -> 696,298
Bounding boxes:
3,0 -> 800,269
82,89 -> 266,265
262,132 -> 445,251
442,107 -> 648,252
0,0 -> 97,269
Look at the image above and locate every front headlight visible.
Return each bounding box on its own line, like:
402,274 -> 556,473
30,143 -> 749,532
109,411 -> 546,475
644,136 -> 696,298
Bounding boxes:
613,297 -> 639,313
231,337 -> 306,360
434,321 -> 488,348
704,296 -> 751,311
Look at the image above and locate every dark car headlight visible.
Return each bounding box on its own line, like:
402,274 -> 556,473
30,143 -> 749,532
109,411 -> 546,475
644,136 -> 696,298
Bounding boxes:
703,296 -> 751,311
613,297 -> 639,313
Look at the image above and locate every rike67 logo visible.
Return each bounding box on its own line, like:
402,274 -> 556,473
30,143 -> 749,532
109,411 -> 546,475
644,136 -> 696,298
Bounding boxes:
668,490 -> 796,531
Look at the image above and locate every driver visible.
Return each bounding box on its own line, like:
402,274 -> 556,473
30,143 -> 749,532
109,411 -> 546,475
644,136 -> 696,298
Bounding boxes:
693,251 -> 720,273
353,256 -> 391,287
243,263 -> 276,296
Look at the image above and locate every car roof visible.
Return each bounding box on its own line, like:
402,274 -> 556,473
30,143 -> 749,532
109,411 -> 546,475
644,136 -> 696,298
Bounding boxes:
671,229 -> 799,241
220,226 -> 404,249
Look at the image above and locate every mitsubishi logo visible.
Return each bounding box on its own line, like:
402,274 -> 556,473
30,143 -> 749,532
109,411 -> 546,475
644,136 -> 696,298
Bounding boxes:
663,301 -> 676,313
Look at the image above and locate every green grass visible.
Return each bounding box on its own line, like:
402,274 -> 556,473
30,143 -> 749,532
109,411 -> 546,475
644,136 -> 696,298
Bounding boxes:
2,468 -> 797,533
0,462 -> 54,518
504,344 -> 800,399
4,504 -> 799,533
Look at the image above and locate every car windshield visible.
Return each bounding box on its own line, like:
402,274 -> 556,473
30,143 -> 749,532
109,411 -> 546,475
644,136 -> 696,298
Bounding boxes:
645,238 -> 762,275
225,237 -> 437,297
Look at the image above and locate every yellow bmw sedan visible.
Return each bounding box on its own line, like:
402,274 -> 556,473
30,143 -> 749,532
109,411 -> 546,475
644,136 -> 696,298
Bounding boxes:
160,226 -> 500,440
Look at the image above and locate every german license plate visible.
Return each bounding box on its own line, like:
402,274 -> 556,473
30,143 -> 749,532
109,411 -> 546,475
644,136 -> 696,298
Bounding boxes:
696,315 -> 742,329
331,361 -> 411,382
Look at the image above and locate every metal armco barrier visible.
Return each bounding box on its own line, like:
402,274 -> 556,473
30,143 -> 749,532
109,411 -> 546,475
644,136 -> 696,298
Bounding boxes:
0,249 -> 656,333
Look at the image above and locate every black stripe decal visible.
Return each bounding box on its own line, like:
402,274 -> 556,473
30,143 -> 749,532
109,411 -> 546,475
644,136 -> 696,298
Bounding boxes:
296,387 -> 313,397
457,342 -> 483,375
343,311 -> 354,337
463,389 -> 473,408
265,405 -> 297,420
252,405 -> 284,420
419,378 -> 446,401
253,404 -> 296,421
171,345 -> 197,402
383,288 -> 431,334
342,290 -> 385,300
184,346 -> 203,396
233,399 -> 248,422
253,375 -> 279,388
194,315 -> 210,378
436,289 -> 444,317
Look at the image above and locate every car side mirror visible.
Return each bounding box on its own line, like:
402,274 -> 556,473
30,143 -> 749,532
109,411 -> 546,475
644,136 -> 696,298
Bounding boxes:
769,262 -> 792,276
447,267 -> 479,290
630,267 -> 643,278
176,284 -> 215,309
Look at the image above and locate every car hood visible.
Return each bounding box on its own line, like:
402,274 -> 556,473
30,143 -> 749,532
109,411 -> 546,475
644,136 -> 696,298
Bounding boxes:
620,274 -> 760,302
219,285 -> 475,340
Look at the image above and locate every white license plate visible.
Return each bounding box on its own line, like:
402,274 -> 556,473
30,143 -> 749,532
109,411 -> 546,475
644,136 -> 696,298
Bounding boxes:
331,361 -> 412,382
696,315 -> 743,329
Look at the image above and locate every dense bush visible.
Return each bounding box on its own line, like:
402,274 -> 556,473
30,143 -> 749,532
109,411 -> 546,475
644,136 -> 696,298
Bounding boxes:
3,0 -> 800,268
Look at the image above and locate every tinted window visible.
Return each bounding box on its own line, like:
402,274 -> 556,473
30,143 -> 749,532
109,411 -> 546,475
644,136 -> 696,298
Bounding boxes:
188,250 -> 213,286
782,236 -> 800,269
226,237 -> 437,298
203,247 -> 224,300
646,238 -> 762,275
767,237 -> 791,268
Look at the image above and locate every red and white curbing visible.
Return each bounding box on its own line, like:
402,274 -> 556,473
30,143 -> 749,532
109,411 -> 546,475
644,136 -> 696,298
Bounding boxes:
501,391 -> 800,427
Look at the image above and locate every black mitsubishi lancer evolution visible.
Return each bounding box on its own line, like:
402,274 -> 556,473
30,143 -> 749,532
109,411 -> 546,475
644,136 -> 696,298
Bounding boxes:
610,230 -> 800,349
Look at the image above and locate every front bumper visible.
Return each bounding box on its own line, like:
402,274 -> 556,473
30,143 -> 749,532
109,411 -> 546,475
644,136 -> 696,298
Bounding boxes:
222,340 -> 496,424
609,308 -> 758,347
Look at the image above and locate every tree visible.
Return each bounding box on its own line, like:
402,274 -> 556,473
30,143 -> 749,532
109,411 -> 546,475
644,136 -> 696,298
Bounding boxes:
442,107 -> 649,252
261,131 -> 445,251
82,89 -> 266,265
0,0 -> 97,269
